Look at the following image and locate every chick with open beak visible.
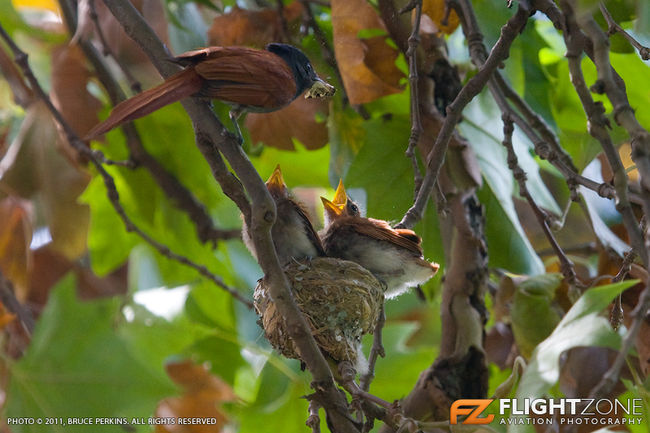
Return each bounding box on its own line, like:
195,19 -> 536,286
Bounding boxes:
320,181 -> 439,298
243,165 -> 324,265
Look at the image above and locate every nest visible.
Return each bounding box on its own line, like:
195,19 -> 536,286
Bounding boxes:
254,257 -> 384,364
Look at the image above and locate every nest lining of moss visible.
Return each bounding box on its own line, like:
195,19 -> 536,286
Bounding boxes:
254,257 -> 384,364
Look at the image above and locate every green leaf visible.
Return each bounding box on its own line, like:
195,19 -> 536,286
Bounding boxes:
460,91 -> 561,216
478,187 -> 544,275
344,113 -> 414,221
236,362 -> 311,433
516,280 -> 636,400
5,276 -> 177,433
328,105 -> 366,183
460,91 -> 553,274
366,323 -> 434,400
511,274 -> 563,358
80,173 -> 139,276
251,142 -> 331,188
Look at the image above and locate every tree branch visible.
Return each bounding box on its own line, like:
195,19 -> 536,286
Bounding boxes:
501,114 -> 578,285
396,2 -> 532,229
98,1 -> 357,430
599,2 -> 650,61
0,269 -> 35,336
401,0 -> 425,198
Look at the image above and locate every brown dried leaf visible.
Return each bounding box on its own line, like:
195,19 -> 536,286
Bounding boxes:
245,97 -> 329,150
50,44 -> 103,140
485,322 -> 514,369
207,3 -> 303,47
331,0 -> 404,104
0,303 -> 16,330
559,347 -> 618,398
156,360 -> 236,433
0,197 -> 33,298
422,0 -> 460,35
28,245 -> 74,307
0,101 -> 90,261
94,0 -> 169,78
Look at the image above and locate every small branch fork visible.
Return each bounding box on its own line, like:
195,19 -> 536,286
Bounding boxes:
400,0 -> 425,198
599,2 -> 650,61
85,0 -> 142,92
0,23 -> 252,309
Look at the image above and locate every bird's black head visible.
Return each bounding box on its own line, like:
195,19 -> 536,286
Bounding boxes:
266,43 -> 322,97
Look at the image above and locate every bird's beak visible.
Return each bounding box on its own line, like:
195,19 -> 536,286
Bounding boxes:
305,78 -> 336,99
266,164 -> 286,193
321,196 -> 344,219
332,179 -> 347,206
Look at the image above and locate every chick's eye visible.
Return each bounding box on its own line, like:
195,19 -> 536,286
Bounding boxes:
350,203 -> 359,213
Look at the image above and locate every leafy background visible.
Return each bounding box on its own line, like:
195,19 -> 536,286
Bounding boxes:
0,0 -> 649,432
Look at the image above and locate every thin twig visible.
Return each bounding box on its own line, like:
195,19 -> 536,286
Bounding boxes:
359,304 -> 386,392
610,251 -> 636,330
0,23 -> 253,309
0,270 -> 35,336
599,2 -> 650,61
502,114 -> 578,285
300,0 -> 346,100
86,0 -> 142,92
402,0 -> 424,198
306,400 -> 321,433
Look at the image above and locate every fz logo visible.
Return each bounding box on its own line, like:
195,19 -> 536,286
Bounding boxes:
450,399 -> 495,425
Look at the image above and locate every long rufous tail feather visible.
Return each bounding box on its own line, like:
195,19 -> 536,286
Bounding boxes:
85,68 -> 203,140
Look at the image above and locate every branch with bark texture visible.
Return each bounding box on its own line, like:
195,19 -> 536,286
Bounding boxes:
501,114 -> 578,285
0,270 -> 35,336
599,2 -> 650,61
97,1 -> 357,430
400,0 -> 425,198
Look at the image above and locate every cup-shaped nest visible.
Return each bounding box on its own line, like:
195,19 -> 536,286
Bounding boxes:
254,257 -> 384,364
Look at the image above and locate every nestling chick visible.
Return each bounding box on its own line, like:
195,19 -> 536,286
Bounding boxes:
321,181 -> 439,298
243,165 -> 324,265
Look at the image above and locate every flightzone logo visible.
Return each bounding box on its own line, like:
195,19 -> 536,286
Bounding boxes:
450,398 -> 645,426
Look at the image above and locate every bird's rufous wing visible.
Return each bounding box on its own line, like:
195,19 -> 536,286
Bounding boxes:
191,49 -> 297,108
352,218 -> 424,256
